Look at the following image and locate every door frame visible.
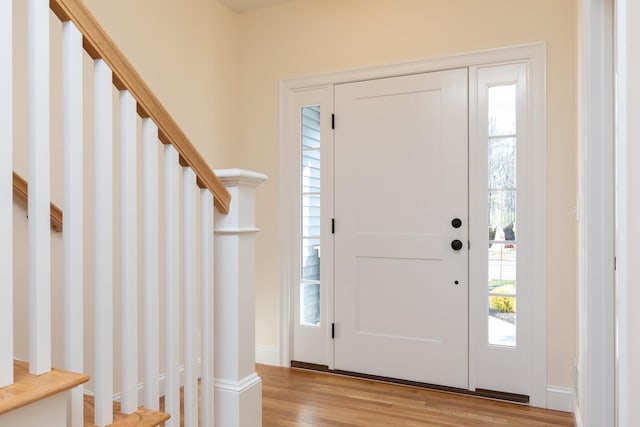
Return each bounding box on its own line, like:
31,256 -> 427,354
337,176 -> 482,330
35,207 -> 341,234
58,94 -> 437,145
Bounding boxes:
279,42 -> 547,407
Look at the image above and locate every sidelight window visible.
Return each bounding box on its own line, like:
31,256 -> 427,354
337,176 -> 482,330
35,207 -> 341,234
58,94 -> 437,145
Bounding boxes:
300,106 -> 321,326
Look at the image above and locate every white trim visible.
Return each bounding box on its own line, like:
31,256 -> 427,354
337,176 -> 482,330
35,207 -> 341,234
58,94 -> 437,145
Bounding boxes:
279,43 -> 547,404
85,361 -> 201,403
215,168 -> 268,188
214,373 -> 262,427
214,228 -> 261,235
546,386 -> 575,413
614,1 -> 640,426
577,0 -> 615,425
282,43 -> 546,90
256,345 -> 280,366
215,373 -> 262,393
574,393 -> 584,427
470,61 -> 543,400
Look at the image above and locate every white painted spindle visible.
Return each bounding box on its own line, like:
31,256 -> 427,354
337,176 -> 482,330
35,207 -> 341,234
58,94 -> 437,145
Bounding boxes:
120,90 -> 138,414
200,189 -> 215,426
183,167 -> 198,427
62,20 -> 84,427
164,144 -> 181,426
0,0 -> 13,388
27,0 -> 51,376
142,118 -> 160,410
94,59 -> 114,427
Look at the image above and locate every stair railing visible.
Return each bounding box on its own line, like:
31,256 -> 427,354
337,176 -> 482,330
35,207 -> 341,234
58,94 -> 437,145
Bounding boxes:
0,0 -> 262,426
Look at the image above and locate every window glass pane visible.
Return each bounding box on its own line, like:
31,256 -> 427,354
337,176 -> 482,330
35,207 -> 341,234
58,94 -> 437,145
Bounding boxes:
302,150 -> 320,193
488,296 -> 516,346
301,283 -> 320,325
489,137 -> 516,189
302,195 -> 320,237
489,243 -> 516,286
301,105 -> 321,326
302,238 -> 320,281
302,106 -> 321,149
488,85 -> 516,347
488,190 -> 516,239
488,85 -> 516,137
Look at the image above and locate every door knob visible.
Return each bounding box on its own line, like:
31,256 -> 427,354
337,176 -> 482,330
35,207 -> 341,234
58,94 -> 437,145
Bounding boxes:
451,218 -> 462,228
451,239 -> 463,251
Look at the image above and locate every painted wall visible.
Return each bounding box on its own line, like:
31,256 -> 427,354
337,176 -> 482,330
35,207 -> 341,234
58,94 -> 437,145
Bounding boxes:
236,0 -> 578,388
83,0 -> 240,169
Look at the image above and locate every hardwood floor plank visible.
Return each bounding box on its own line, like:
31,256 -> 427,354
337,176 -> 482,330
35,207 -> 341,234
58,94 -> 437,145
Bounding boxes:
258,364 -> 575,427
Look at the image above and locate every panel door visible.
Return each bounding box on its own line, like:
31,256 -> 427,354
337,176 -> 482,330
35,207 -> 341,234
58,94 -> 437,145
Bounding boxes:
334,68 -> 469,388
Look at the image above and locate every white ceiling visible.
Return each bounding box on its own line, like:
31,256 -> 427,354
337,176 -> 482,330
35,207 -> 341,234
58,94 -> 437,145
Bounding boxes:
219,0 -> 292,12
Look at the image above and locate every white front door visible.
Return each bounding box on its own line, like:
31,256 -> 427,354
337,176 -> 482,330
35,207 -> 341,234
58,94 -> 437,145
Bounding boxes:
333,69 -> 469,388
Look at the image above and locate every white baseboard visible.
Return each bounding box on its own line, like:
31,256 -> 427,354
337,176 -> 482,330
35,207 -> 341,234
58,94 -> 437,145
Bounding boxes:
546,386 -> 574,412
256,345 -> 280,366
84,362 -> 198,403
573,394 -> 583,427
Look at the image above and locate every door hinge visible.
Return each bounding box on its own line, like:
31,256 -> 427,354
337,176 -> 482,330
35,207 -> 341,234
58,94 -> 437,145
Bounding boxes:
614,256 -> 617,271
331,113 -> 335,130
331,323 -> 335,339
468,240 -> 471,249
331,218 -> 335,234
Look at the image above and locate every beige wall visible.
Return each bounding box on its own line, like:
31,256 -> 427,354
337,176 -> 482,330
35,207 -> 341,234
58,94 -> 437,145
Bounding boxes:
236,0 -> 578,388
83,0 -> 240,169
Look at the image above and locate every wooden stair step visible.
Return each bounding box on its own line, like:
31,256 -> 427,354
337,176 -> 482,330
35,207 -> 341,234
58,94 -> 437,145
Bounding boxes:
83,395 -> 170,427
0,360 -> 89,416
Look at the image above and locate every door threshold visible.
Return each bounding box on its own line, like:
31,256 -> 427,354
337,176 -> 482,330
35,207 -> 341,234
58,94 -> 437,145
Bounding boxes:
290,360 -> 529,404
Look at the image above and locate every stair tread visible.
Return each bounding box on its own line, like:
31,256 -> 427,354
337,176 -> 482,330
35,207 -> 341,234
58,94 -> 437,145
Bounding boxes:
0,360 -> 90,416
84,395 -> 171,427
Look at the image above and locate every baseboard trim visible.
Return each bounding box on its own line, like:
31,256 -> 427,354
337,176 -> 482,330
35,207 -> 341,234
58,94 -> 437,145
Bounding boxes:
256,345 -> 280,366
84,361 -> 200,403
546,386 -> 574,412
574,394 -> 583,427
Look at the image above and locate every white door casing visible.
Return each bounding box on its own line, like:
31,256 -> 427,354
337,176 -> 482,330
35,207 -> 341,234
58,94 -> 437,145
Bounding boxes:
279,43 -> 546,407
333,69 -> 469,388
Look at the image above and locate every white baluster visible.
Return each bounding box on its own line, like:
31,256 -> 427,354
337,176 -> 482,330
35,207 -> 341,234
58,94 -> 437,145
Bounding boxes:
28,0 -> 51,376
200,190 -> 215,426
94,59 -> 113,427
120,90 -> 138,414
0,0 -> 13,388
62,20 -> 84,427
164,144 -> 181,426
142,118 -> 160,410
183,167 -> 198,427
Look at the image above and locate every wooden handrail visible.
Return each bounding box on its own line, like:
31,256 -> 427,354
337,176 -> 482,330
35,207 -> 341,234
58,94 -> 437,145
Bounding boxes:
49,0 -> 231,214
13,172 -> 63,232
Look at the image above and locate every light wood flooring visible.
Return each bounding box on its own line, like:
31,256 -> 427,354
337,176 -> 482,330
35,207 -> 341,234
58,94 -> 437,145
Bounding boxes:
258,364 -> 575,427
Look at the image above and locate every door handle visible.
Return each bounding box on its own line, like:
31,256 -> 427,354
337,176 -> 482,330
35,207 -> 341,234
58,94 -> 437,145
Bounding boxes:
451,239 -> 463,251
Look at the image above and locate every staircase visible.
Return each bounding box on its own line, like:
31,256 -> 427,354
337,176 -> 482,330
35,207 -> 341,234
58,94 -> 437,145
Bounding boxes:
0,0 -> 264,426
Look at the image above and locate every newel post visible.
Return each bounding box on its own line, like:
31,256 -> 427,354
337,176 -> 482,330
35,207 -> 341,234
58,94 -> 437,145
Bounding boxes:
214,169 -> 267,427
